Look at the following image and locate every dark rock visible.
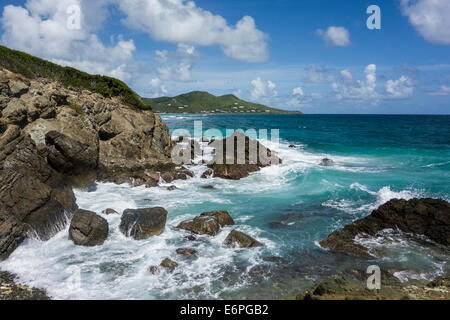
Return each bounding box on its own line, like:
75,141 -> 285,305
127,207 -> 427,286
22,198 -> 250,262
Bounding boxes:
69,209 -> 109,246
174,168 -> 194,180
103,208 -> 118,215
0,271 -> 49,300
224,230 -> 262,248
50,94 -> 69,106
201,169 -> 213,179
176,248 -> 197,257
201,185 -> 215,190
160,258 -> 178,270
161,172 -> 174,183
207,132 -> 281,180
148,266 -> 160,275
185,235 -> 197,241
119,207 -> 168,240
167,185 -> 178,191
289,144 -> 296,148
263,256 -> 289,264
319,158 -> 334,166
320,198 -> 450,258
269,221 -> 288,229
177,210 -> 234,236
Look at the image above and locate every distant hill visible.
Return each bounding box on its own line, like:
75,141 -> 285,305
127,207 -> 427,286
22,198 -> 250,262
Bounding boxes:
0,45 -> 149,110
143,91 -> 302,114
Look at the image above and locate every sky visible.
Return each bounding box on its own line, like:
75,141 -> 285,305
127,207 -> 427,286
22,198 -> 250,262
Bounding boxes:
0,0 -> 449,114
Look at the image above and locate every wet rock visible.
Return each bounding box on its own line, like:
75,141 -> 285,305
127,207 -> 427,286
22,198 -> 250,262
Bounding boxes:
224,230 -> 262,248
161,172 -> 174,183
319,158 -> 334,166
320,198 -> 450,258
201,185 -> 215,190
176,248 -> 197,257
160,258 -> 179,271
119,207 -> 168,240
167,185 -> 178,191
69,209 -> 109,246
263,256 -> 289,264
201,169 -> 213,179
289,144 -> 296,148
148,266 -> 160,275
207,131 -> 281,180
0,271 -> 49,300
177,210 -> 234,236
103,208 -> 118,215
185,235 -> 197,241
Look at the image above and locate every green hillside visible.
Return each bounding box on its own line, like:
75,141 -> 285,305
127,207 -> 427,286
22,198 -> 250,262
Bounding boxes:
0,45 -> 149,110
143,91 -> 301,114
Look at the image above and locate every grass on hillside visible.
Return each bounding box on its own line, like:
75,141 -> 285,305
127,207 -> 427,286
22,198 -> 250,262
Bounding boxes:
0,45 -> 150,110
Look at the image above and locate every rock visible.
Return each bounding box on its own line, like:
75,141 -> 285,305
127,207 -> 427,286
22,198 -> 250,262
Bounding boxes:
319,158 -> 334,166
224,230 -> 262,248
289,144 -> 296,148
207,131 -> 282,180
119,207 -> 168,240
320,198 -> 450,258
200,210 -> 234,227
69,209 -> 109,246
148,266 -> 160,275
167,185 -> 178,191
173,168 -> 194,180
185,235 -> 197,241
160,258 -> 179,270
177,210 -> 234,236
103,208 -> 118,215
161,172 -> 174,183
0,271 -> 49,300
8,80 -> 29,98
201,185 -> 215,190
201,169 -> 214,179
2,99 -> 28,124
176,248 -> 197,256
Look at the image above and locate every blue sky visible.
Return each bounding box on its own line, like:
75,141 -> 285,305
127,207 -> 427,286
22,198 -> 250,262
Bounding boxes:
1,0 -> 450,114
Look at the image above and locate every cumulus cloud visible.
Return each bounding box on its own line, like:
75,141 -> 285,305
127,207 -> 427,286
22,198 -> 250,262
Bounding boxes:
155,43 -> 197,82
400,0 -> 450,45
316,26 -> 351,47
306,66 -> 334,84
250,77 -> 277,101
429,85 -> 450,96
385,75 -> 414,98
0,0 -> 136,80
288,87 -> 320,108
148,77 -> 168,97
117,0 -> 268,62
293,87 -> 304,96
332,64 -> 378,101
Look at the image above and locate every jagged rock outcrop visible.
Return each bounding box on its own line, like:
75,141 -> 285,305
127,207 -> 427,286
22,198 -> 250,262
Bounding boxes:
207,132 -> 282,180
0,67 -> 174,260
0,271 -> 49,300
176,210 -> 234,236
224,230 -> 262,248
320,198 -> 450,258
69,209 -> 109,246
119,208 -> 168,240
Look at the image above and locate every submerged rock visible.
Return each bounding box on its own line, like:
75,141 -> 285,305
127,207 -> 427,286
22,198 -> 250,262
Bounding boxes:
69,209 -> 109,246
102,208 -> 118,215
176,248 -> 197,257
319,158 -> 334,166
289,144 -> 296,149
167,185 -> 178,191
176,210 -> 234,236
207,131 -> 281,180
320,198 -> 450,258
201,185 -> 215,190
201,169 -> 213,179
160,258 -> 179,270
119,207 -> 168,240
224,230 -> 262,248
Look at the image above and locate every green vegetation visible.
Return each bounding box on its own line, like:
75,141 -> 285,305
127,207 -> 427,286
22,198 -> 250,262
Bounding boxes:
68,102 -> 84,115
143,91 -> 302,114
0,45 -> 150,110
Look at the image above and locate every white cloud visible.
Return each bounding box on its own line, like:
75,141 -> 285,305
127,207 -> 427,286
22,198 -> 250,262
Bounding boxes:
250,77 -> 278,101
316,26 -> 351,47
117,0 -> 268,62
429,85 -> 450,96
332,64 -> 378,101
148,77 -> 168,97
154,43 -> 197,82
306,66 -> 334,84
0,0 -> 136,81
400,0 -> 450,45
293,87 -> 304,96
385,75 -> 414,98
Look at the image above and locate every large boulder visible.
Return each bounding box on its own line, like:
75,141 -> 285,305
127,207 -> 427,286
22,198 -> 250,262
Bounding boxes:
176,210 -> 234,236
224,230 -> 262,248
207,131 -> 281,180
320,198 -> 450,258
69,209 -> 109,246
119,207 -> 168,240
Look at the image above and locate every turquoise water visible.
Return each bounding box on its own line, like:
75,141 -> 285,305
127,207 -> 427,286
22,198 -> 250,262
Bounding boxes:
1,114 -> 449,299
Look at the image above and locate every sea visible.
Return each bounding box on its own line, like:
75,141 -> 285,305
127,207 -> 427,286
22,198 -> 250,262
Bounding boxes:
1,114 -> 449,299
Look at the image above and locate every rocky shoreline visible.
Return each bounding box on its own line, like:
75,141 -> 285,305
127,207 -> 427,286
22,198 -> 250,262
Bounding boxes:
1,66 -> 449,300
